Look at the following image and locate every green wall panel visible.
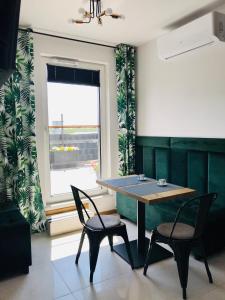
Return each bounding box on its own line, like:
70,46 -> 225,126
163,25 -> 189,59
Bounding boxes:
171,137 -> 225,153
170,149 -> 187,186
116,193 -> 137,222
155,148 -> 170,180
208,152 -> 225,209
136,136 -> 170,148
187,151 -> 208,195
143,146 -> 155,178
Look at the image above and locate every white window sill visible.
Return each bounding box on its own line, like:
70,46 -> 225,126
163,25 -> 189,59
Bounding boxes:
45,191 -> 116,213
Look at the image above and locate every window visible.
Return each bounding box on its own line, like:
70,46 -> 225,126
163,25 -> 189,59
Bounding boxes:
48,82 -> 100,196
39,62 -> 107,203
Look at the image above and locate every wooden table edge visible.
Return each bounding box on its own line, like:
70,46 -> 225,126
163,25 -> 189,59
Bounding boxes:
143,188 -> 196,204
96,179 -> 196,205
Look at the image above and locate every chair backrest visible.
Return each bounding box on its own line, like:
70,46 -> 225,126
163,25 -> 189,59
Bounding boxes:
170,193 -> 217,239
193,193 -> 217,238
71,185 -> 106,229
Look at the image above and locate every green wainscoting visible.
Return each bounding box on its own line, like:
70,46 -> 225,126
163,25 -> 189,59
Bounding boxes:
117,136 -> 225,257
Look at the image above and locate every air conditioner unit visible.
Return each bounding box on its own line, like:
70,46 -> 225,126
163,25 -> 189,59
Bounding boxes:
157,12 -> 225,60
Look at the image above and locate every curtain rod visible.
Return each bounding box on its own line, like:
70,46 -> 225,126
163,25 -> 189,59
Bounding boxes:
19,28 -> 116,49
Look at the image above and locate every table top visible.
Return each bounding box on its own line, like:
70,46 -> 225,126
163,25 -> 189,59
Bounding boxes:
96,175 -> 195,204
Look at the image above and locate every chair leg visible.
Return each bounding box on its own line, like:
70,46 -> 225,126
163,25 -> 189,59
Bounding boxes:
75,229 -> 85,264
89,236 -> 101,283
120,228 -> 134,269
199,240 -> 213,283
143,231 -> 156,276
174,244 -> 191,300
108,235 -> 113,251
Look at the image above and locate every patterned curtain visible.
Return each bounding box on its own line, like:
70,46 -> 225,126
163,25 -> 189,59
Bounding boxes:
0,31 -> 46,232
115,44 -> 136,176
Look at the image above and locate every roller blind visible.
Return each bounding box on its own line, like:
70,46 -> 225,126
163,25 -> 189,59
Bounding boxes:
47,64 -> 100,87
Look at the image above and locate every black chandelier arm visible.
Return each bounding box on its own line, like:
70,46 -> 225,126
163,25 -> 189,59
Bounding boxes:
82,18 -> 92,24
91,0 -> 95,18
97,0 -> 101,16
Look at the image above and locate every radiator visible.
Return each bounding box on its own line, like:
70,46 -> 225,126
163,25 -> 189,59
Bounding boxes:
47,210 -> 94,236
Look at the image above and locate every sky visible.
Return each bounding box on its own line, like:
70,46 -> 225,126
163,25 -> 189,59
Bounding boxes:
47,82 -> 100,126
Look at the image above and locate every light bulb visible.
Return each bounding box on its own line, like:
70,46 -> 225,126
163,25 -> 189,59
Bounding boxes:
105,8 -> 113,16
78,7 -> 86,15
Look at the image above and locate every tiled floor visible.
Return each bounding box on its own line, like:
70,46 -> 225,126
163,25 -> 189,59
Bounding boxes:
0,219 -> 225,300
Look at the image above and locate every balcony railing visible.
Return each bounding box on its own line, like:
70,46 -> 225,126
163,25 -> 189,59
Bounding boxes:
48,125 -> 100,170
48,125 -> 100,129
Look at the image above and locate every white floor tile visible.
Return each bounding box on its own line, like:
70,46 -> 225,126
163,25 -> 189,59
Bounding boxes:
191,282 -> 225,300
56,294 -> 77,300
0,263 -> 70,300
31,232 -> 54,267
207,251 -> 225,286
73,270 -> 181,300
53,245 -> 133,293
144,255 -> 217,299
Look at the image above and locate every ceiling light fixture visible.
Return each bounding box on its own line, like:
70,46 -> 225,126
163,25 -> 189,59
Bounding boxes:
72,0 -> 123,25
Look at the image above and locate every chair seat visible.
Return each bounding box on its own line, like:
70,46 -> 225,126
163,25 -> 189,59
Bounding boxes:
86,215 -> 121,230
157,222 -> 195,240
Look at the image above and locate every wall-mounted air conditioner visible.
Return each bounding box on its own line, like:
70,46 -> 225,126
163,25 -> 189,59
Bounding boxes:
157,12 -> 225,60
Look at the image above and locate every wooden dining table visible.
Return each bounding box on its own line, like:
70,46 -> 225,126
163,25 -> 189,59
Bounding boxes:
96,175 -> 195,269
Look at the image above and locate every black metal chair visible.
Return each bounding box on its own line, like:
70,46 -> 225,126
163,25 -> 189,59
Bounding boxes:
71,185 -> 134,282
143,193 -> 217,299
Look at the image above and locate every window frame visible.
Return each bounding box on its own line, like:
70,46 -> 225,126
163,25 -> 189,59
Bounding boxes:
37,58 -> 108,204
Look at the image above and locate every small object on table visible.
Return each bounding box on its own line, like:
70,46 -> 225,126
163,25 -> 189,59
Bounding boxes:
138,174 -> 145,181
157,178 -> 167,186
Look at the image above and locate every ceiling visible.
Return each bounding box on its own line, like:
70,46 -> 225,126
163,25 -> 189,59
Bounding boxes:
19,0 -> 225,46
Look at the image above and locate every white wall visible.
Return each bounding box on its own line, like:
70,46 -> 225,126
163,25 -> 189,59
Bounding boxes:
137,22 -> 225,138
33,34 -> 118,209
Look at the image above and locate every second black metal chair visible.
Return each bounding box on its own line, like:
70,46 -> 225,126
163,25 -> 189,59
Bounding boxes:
143,192 -> 217,299
71,185 -> 134,282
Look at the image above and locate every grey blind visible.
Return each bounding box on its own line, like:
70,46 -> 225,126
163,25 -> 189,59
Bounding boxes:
47,64 -> 100,87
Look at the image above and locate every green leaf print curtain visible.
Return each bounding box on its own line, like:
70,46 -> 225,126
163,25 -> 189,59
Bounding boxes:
0,30 -> 46,232
115,44 -> 136,176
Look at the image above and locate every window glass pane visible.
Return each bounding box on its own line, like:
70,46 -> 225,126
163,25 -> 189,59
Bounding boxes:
47,82 -> 100,196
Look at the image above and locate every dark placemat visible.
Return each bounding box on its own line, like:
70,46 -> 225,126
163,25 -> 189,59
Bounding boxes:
122,182 -> 181,196
104,176 -> 153,187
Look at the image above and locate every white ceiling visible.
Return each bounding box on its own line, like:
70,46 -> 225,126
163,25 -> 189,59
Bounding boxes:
19,0 -> 225,46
